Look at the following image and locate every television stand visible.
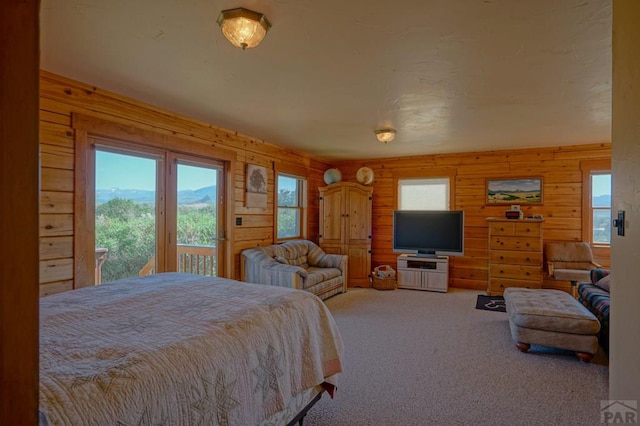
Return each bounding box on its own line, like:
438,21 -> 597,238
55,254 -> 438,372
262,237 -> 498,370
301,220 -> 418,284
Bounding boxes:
397,254 -> 449,292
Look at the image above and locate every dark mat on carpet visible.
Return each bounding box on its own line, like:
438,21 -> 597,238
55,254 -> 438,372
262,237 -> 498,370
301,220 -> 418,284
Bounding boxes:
476,295 -> 506,312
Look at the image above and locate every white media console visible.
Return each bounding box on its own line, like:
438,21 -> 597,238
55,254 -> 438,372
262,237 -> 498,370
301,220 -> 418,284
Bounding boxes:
397,254 -> 449,292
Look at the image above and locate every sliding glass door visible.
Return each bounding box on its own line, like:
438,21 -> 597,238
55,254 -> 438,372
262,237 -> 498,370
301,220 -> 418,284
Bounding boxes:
167,155 -> 225,277
95,146 -> 164,283
93,142 -> 225,283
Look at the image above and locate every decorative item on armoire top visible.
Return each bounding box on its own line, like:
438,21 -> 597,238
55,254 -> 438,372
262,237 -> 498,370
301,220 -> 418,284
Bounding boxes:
323,168 -> 342,185
356,166 -> 375,185
246,164 -> 268,208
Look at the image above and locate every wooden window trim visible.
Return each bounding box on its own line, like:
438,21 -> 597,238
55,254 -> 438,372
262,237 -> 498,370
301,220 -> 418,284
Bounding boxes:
166,154 -> 226,272
393,168 -> 457,211
73,113 -> 237,285
274,169 -> 308,242
580,159 -> 612,246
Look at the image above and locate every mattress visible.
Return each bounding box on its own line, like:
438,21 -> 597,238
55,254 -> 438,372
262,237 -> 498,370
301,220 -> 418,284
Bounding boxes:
39,272 -> 344,425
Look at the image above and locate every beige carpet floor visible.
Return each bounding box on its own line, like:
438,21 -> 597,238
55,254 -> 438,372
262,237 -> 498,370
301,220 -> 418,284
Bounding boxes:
304,288 -> 609,426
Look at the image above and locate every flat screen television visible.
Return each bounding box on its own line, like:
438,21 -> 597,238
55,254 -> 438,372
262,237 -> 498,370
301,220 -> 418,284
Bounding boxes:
393,210 -> 464,257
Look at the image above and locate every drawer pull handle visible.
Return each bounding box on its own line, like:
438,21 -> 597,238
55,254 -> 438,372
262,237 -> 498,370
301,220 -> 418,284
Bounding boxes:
500,284 -> 504,288
526,272 -> 530,276
525,257 -> 530,261
500,227 -> 504,231
500,270 -> 504,274
499,256 -> 504,260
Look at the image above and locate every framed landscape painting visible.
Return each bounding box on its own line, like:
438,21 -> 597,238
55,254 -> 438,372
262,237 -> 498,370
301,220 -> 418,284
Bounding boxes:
486,177 -> 543,205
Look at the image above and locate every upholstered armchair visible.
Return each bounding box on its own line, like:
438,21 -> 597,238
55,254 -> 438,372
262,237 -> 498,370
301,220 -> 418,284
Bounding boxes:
241,240 -> 347,300
544,241 -> 601,295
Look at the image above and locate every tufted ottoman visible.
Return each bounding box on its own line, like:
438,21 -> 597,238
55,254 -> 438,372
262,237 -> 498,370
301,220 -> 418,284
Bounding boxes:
503,288 -> 601,362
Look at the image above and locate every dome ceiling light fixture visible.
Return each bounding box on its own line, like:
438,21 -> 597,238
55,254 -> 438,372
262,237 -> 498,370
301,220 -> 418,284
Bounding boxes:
374,128 -> 397,143
217,7 -> 271,50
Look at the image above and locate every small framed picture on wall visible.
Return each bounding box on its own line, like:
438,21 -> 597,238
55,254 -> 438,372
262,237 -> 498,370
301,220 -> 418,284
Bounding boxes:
246,164 -> 268,208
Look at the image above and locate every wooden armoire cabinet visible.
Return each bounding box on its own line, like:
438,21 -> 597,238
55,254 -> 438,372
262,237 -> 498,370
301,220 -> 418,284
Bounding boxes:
319,182 -> 373,287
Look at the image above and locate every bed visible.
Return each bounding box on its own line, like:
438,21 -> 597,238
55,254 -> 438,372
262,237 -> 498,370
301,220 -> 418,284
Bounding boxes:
39,272 -> 344,425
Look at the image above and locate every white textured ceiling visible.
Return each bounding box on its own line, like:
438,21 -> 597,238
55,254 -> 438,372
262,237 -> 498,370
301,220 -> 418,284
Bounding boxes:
40,0 -> 612,160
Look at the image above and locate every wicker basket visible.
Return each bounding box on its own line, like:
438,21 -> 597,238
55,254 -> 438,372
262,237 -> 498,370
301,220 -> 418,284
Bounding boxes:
371,274 -> 397,290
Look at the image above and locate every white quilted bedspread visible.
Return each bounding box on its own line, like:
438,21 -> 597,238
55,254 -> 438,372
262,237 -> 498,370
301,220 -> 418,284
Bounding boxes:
39,273 -> 344,425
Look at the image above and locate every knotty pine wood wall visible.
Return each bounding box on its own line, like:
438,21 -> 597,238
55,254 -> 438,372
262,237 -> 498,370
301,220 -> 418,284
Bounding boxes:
333,144 -> 611,292
39,71 -> 330,296
39,71 -> 611,296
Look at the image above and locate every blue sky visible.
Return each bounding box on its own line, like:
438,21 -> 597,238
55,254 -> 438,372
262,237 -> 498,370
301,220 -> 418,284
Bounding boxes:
96,150 -> 297,192
96,151 -> 217,191
592,174 -> 611,197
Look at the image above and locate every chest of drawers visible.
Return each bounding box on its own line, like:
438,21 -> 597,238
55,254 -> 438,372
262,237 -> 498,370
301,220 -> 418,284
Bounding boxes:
487,218 -> 543,296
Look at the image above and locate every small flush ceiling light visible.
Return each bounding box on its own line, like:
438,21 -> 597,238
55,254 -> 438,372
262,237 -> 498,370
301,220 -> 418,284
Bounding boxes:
374,128 -> 397,143
217,8 -> 271,50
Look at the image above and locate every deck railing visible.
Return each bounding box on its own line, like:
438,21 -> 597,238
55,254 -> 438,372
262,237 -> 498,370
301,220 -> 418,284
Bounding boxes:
95,248 -> 108,285
177,244 -> 217,276
138,244 -> 217,276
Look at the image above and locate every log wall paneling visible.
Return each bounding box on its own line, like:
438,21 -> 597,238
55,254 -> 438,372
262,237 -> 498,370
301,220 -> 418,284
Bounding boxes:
41,168 -> 74,192
40,237 -> 73,260
39,258 -> 74,284
38,72 -> 610,294
40,214 -> 74,237
39,71 -> 330,292
40,144 -> 74,170
40,191 -> 73,214
40,281 -> 74,298
333,143 -> 611,291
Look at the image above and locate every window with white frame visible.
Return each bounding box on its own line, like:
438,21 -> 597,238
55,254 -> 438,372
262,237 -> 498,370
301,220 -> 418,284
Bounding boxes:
590,172 -> 612,245
398,177 -> 450,210
276,173 -> 306,240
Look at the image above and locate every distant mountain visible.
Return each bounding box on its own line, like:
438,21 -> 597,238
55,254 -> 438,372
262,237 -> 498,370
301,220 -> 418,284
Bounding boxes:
96,185 -> 216,205
96,188 -> 156,204
178,186 -> 217,205
593,194 -> 611,207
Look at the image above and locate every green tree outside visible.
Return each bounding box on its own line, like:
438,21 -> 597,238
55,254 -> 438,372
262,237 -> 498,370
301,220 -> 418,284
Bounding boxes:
277,188 -> 299,239
96,198 -> 216,282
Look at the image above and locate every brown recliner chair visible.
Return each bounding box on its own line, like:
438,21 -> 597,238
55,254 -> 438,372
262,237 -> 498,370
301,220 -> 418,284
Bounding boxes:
544,241 -> 601,296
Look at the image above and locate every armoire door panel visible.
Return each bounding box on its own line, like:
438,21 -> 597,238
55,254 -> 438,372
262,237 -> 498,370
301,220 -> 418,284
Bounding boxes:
319,186 -> 343,245
319,182 -> 373,288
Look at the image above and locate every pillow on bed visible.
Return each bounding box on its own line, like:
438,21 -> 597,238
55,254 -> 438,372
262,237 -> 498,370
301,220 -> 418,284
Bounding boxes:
594,274 -> 612,292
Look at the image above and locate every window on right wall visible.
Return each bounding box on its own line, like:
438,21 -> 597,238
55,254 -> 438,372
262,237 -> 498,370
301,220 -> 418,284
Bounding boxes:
590,173 -> 612,245
582,159 -> 612,246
